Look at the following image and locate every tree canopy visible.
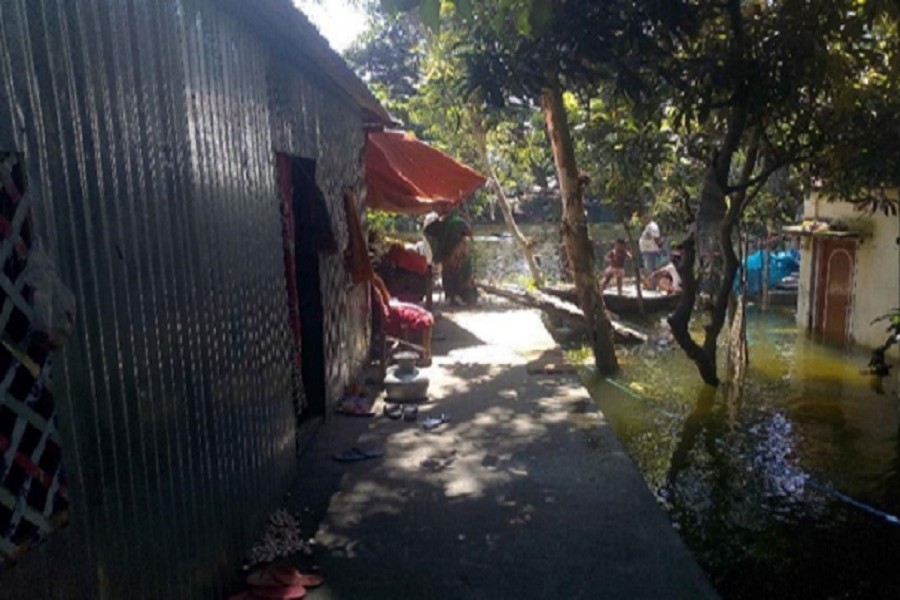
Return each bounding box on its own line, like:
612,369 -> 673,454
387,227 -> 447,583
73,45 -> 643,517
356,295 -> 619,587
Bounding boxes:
364,0 -> 900,383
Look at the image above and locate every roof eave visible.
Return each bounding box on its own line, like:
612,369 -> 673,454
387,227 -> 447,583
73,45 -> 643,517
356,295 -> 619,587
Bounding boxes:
221,0 -> 393,126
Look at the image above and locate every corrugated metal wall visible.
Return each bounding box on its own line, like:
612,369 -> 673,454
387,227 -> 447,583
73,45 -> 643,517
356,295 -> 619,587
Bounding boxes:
267,57 -> 371,405
0,0 -> 369,597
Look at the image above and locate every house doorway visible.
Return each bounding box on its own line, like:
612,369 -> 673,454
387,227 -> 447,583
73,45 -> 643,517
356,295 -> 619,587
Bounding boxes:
813,238 -> 857,346
278,155 -> 329,417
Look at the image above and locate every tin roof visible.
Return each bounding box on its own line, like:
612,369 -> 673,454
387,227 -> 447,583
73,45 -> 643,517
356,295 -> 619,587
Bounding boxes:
782,221 -> 865,239
222,0 -> 393,125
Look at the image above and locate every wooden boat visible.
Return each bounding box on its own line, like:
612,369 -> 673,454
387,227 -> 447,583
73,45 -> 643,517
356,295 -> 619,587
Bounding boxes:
477,283 -> 648,345
541,283 -> 681,315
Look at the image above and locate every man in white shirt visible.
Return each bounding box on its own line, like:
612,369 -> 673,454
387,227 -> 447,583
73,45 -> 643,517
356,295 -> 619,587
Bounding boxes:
639,215 -> 663,277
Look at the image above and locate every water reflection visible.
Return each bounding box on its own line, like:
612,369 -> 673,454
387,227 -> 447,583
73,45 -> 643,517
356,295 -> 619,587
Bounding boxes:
470,223 -> 622,283
588,309 -> 900,599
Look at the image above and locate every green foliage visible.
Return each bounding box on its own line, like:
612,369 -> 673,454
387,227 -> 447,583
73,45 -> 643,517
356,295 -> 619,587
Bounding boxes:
417,0 -> 441,31
348,4 -> 557,223
379,0 -> 421,13
369,0 -> 899,383
367,209 -> 418,236
371,0 -> 899,231
622,1 -> 900,207
566,345 -> 593,366
345,12 -> 425,129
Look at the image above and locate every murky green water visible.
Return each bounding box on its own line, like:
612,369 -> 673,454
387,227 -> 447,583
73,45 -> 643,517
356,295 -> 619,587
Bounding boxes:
586,309 -> 900,599
470,223 -> 624,284
467,222 -> 900,596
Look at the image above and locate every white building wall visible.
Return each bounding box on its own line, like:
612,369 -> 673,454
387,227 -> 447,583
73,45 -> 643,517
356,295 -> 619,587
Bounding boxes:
796,194 -> 899,349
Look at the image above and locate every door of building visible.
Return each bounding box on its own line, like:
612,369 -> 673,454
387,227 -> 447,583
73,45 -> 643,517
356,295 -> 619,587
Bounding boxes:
277,154 -> 329,417
813,238 -> 857,346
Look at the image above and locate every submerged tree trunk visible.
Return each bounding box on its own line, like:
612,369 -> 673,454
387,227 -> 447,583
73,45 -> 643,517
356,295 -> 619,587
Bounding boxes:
471,115 -> 545,287
670,121 -> 759,386
540,76 -> 619,374
622,219 -> 645,316
669,0 -> 753,386
726,287 -> 748,382
726,225 -> 750,383
668,233 -> 720,384
761,234 -> 770,311
668,164 -> 731,385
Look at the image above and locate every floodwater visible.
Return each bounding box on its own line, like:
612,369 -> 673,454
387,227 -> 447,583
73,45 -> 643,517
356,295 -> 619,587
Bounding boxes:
470,223 -> 623,284
586,309 -> 900,599
466,222 -> 900,597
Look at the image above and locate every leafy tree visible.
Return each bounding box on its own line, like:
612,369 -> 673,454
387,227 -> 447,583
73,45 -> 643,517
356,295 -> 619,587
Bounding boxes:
373,0 -> 900,384
376,0 -> 635,374
349,4 -> 553,285
614,0 -> 900,385
345,10 -> 425,131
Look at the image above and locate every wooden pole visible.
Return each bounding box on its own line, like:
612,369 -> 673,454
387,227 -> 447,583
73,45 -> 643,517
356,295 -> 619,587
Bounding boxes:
761,234 -> 770,311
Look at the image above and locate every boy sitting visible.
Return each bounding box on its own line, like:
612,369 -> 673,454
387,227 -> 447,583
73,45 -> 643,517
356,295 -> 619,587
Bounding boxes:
642,245 -> 684,294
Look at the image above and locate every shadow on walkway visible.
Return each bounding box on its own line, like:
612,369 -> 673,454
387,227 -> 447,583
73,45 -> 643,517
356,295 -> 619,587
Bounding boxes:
288,308 -> 716,599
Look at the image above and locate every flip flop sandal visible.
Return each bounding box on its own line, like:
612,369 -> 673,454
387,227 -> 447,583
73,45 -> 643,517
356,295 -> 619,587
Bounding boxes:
422,414 -> 450,431
247,564 -> 325,589
383,403 -> 403,420
403,404 -> 419,422
332,447 -> 385,463
294,573 -> 324,589
230,592 -> 305,600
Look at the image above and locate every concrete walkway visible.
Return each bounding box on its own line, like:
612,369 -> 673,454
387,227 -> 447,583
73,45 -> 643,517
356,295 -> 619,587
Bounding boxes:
291,306 -> 716,599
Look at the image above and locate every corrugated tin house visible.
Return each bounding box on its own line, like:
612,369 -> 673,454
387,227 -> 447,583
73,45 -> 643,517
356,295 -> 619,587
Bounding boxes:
0,0 -> 390,597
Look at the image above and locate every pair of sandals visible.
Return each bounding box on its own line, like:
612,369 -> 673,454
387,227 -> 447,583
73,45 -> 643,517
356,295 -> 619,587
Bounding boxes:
231,563 -> 324,599
384,403 -> 450,431
384,403 -> 418,421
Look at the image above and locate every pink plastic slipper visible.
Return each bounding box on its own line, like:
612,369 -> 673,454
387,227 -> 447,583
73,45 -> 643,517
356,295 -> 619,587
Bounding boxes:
247,563 -> 324,589
246,585 -> 307,600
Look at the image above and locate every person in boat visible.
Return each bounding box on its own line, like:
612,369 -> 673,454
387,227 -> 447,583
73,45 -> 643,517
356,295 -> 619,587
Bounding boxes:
424,203 -> 477,306
639,214 -> 664,288
643,245 -> 684,295
601,238 -> 633,296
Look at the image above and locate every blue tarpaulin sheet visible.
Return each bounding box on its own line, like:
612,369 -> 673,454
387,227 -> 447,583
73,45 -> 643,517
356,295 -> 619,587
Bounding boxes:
737,249 -> 800,295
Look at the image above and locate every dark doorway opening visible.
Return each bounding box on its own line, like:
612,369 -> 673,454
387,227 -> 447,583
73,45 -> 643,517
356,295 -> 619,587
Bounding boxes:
279,155 -> 328,417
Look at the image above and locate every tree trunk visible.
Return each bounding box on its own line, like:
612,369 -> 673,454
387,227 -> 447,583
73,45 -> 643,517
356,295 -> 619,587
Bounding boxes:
702,130 -> 760,365
667,233 -> 720,384
622,219 -> 645,315
726,285 -> 748,382
670,76 -> 754,385
726,237 -> 749,384
471,115 -> 545,287
540,76 -> 619,374
761,233 -> 770,311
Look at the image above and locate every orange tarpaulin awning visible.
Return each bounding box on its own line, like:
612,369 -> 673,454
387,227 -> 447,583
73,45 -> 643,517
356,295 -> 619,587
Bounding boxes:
366,131 -> 488,215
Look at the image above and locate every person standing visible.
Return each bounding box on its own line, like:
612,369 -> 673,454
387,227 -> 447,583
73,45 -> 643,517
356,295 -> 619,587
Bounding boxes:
424,206 -> 478,306
601,239 -> 633,296
639,214 -> 663,282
